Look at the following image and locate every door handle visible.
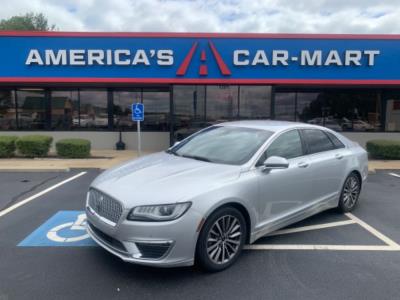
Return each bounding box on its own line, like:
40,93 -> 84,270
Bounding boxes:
335,153 -> 344,160
298,161 -> 309,168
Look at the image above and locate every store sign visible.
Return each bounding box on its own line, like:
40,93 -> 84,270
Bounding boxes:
0,33 -> 400,84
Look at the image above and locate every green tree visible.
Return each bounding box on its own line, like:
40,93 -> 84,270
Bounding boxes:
0,13 -> 56,31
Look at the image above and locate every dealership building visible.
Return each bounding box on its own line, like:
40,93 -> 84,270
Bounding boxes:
0,31 -> 399,150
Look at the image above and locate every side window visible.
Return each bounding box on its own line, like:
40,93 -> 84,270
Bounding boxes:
325,131 -> 345,149
302,129 -> 335,154
262,130 -> 304,161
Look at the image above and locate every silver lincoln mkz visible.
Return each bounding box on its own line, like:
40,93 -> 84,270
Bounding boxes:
86,121 -> 368,271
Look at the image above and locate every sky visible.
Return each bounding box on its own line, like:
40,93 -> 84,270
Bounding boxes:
0,0 -> 400,33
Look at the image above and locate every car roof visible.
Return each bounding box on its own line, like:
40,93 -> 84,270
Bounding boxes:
219,120 -> 322,133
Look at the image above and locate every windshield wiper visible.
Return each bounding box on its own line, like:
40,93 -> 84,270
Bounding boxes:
180,154 -> 212,162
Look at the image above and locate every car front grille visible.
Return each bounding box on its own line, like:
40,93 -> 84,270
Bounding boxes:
88,188 -> 123,225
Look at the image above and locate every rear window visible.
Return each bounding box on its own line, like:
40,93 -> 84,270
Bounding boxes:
325,131 -> 345,149
302,129 -> 335,154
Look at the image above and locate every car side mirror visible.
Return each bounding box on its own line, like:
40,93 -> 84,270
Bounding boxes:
262,156 -> 289,170
173,141 -> 180,147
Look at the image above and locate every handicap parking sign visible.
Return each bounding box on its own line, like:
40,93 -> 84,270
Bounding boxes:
19,211 -> 96,247
132,103 -> 144,121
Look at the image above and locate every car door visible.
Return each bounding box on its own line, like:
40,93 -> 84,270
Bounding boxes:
255,129 -> 314,227
300,129 -> 349,204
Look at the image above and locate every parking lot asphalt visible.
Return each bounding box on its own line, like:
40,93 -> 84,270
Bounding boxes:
0,169 -> 400,300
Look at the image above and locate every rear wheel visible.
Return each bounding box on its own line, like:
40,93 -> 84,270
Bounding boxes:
196,206 -> 246,272
338,173 -> 361,212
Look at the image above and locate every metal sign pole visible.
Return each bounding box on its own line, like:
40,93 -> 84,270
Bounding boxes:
132,102 -> 143,158
137,120 -> 141,157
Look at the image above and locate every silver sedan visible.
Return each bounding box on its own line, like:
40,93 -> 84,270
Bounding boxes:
86,121 -> 368,271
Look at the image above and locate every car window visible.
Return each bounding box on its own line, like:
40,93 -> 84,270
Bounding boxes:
302,129 -> 335,154
257,130 -> 303,165
325,131 -> 345,149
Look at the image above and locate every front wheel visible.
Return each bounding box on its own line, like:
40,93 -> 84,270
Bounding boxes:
338,173 -> 361,213
196,206 -> 247,272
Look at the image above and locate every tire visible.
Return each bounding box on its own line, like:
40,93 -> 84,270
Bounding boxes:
196,206 -> 247,272
338,172 -> 361,213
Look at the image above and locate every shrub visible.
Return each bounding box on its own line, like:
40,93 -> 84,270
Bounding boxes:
56,138 -> 91,158
16,135 -> 53,157
366,139 -> 400,160
0,136 -> 17,158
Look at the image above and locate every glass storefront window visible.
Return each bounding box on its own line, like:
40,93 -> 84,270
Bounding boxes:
275,90 -> 382,132
113,90 -> 141,129
173,85 -> 206,140
385,99 -> 400,131
142,89 -> 170,131
296,92 -> 333,129
0,86 -> 389,134
0,90 -> 16,130
296,93 -> 322,122
239,86 -> 271,119
324,91 -> 381,132
17,89 -> 46,130
206,85 -> 238,122
79,90 -> 108,129
275,92 -> 295,121
51,90 -> 79,130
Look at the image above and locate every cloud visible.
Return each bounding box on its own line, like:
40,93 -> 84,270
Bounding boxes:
1,0 -> 400,33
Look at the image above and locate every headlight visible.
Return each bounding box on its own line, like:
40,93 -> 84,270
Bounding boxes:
127,202 -> 192,222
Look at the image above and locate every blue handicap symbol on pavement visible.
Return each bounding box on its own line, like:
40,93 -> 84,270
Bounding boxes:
18,210 -> 97,247
132,103 -> 144,121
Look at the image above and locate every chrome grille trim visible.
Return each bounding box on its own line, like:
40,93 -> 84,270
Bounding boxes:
88,188 -> 123,226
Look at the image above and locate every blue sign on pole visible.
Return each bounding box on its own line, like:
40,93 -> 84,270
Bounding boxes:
132,103 -> 144,121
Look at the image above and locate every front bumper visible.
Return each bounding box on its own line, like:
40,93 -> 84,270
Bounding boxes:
86,205 -> 203,267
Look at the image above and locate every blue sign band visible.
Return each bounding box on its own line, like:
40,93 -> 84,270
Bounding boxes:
0,33 -> 399,82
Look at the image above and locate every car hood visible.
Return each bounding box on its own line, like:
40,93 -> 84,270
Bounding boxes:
91,152 -> 241,208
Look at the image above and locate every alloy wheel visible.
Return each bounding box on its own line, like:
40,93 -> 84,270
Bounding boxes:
206,215 -> 242,265
343,176 -> 360,208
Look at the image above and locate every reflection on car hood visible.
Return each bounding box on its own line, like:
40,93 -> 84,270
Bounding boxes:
91,152 -> 241,207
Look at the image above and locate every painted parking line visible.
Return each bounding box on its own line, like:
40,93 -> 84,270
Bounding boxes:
389,172 -> 400,178
345,212 -> 400,248
245,245 -> 400,251
17,210 -> 400,251
246,212 -> 400,252
266,219 -> 356,236
0,171 -> 87,218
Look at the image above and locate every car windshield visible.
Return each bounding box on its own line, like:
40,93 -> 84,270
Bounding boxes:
168,126 -> 273,165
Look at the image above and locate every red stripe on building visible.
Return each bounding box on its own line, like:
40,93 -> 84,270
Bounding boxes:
176,42 -> 198,76
1,31 -> 400,40
199,65 -> 208,76
201,50 -> 206,61
2,77 -> 400,85
208,41 -> 231,76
